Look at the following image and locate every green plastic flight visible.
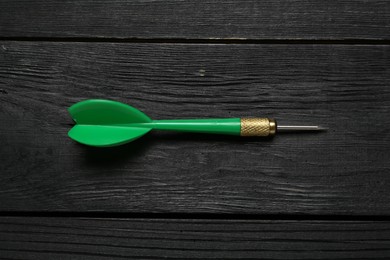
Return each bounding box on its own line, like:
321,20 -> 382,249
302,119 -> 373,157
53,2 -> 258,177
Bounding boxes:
68,99 -> 241,147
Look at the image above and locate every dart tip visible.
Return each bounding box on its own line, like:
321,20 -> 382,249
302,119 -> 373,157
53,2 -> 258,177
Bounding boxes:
315,126 -> 328,131
277,125 -> 328,132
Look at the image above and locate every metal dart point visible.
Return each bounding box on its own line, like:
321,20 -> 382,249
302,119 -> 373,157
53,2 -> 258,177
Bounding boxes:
277,125 -> 327,133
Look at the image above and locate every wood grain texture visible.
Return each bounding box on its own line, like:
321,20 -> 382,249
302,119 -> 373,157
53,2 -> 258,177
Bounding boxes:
1,217 -> 390,259
0,0 -> 389,40
0,42 -> 389,214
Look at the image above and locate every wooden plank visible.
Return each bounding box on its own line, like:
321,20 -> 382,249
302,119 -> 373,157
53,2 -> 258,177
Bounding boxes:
0,217 -> 390,259
0,0 -> 389,40
0,42 -> 389,214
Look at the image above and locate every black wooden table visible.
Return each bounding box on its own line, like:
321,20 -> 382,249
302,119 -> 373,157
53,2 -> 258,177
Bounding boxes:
1,1 -> 390,259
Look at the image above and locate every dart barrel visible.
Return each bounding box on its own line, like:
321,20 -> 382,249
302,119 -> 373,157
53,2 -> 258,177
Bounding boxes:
240,118 -> 276,137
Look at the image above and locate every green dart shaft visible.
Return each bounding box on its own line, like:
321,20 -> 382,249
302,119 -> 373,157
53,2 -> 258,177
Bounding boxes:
124,118 -> 241,135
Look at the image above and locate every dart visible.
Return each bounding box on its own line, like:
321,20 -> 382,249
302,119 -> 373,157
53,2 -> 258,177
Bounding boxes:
68,99 -> 326,147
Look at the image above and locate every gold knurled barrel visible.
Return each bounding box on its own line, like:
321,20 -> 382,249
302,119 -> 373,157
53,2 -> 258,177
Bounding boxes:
240,118 -> 276,136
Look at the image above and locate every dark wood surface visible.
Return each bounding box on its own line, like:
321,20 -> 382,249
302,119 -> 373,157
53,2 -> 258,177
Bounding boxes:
0,0 -> 389,40
0,42 -> 389,214
1,1 -> 389,259
1,217 -> 390,259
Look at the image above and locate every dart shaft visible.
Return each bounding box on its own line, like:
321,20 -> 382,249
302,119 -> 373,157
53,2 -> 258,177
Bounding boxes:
129,118 -> 241,135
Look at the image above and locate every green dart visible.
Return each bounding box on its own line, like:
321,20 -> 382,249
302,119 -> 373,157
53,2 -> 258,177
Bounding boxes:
68,99 -> 325,147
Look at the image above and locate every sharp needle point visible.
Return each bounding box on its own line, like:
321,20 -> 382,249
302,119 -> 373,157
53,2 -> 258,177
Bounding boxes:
277,125 -> 327,132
